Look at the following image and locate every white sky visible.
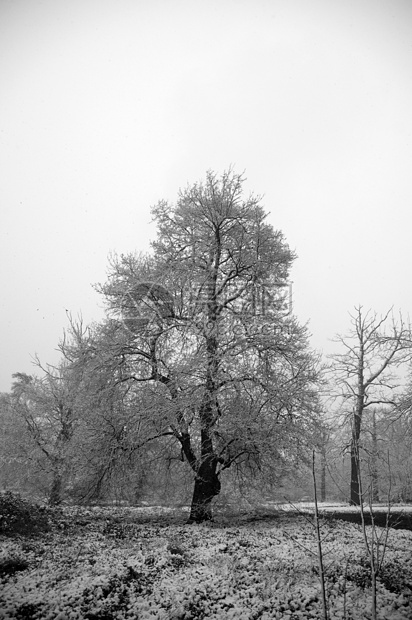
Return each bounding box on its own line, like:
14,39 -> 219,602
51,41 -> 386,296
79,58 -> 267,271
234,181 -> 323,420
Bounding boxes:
1,0 -> 412,392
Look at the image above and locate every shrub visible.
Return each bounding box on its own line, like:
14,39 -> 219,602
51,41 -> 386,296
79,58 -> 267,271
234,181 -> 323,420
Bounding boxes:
0,555 -> 29,578
14,602 -> 43,619
0,491 -> 51,536
379,559 -> 412,594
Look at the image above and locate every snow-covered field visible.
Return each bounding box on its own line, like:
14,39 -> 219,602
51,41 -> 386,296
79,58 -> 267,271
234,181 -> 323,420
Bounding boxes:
1,505 -> 411,619
263,501 -> 412,513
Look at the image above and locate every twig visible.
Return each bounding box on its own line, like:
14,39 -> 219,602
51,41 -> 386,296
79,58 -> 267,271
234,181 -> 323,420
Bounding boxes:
313,450 -> 328,620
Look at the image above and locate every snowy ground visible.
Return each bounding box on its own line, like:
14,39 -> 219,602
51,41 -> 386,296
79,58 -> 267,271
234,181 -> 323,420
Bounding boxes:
1,505 -> 411,619
263,501 -> 412,513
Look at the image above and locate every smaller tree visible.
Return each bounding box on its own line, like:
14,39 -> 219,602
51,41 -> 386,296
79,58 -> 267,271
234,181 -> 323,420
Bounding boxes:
0,392 -> 32,492
10,318 -> 92,506
11,369 -> 76,505
329,306 -> 411,505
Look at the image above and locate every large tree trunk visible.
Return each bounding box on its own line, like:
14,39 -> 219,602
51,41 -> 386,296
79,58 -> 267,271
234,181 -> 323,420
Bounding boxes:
370,409 -> 380,503
350,396 -> 363,506
350,441 -> 361,506
187,252 -> 223,523
187,424 -> 221,523
188,459 -> 221,523
49,468 -> 63,506
48,417 -> 73,506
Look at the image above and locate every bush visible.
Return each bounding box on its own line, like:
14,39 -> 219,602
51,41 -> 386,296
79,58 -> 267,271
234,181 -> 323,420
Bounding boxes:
0,555 -> 29,578
0,491 -> 51,536
380,559 -> 412,593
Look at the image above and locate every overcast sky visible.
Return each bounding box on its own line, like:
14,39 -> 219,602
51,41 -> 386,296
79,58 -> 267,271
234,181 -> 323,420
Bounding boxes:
1,0 -> 412,392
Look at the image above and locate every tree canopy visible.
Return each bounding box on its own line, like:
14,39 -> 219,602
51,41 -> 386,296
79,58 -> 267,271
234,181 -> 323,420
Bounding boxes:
89,169 -> 322,520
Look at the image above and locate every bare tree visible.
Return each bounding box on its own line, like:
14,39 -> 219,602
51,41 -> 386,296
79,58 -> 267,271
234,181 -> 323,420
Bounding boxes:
329,306 -> 411,505
10,321 -> 91,505
94,169 -> 322,522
